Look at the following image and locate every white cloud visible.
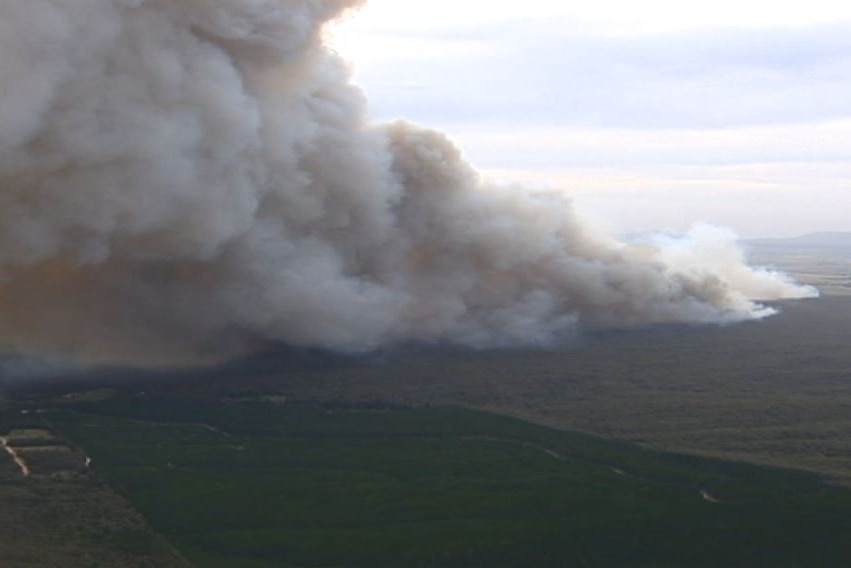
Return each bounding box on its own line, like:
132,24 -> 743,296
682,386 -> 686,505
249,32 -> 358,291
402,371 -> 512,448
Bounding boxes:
343,24 -> 851,129
328,3 -> 851,237
335,0 -> 851,38
452,120 -> 851,169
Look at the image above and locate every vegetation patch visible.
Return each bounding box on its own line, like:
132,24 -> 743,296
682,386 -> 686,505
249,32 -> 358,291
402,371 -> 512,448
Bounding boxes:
0,410 -> 190,567
49,397 -> 851,568
3,428 -> 55,444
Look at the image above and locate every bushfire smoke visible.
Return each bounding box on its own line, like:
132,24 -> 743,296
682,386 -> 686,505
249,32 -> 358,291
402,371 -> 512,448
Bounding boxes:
0,0 -> 816,366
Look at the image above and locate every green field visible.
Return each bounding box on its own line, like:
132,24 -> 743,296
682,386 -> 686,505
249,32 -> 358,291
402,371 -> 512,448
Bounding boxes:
45,397 -> 851,567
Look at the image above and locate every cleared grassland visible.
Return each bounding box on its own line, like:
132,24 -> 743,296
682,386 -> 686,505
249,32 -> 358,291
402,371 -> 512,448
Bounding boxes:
0,459 -> 190,566
45,398 -> 851,567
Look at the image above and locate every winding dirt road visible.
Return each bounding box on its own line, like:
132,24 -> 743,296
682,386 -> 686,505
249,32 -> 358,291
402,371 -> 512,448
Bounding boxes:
0,436 -> 30,477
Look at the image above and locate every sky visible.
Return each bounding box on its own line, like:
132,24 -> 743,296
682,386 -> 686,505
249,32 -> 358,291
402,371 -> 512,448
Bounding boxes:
329,0 -> 851,238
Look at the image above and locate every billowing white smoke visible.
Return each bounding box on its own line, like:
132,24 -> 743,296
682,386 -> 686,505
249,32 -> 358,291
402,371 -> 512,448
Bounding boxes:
0,0 -> 816,366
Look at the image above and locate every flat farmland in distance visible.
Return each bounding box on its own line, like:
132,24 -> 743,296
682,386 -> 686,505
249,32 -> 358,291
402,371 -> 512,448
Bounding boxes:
746,232 -> 851,296
232,238 -> 851,483
269,299 -> 851,484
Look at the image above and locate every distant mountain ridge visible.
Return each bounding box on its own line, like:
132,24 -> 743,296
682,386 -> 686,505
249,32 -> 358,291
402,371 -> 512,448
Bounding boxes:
747,232 -> 851,248
745,232 -> 851,259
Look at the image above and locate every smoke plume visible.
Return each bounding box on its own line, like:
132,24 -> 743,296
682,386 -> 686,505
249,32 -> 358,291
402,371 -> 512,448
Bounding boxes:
0,0 -> 816,366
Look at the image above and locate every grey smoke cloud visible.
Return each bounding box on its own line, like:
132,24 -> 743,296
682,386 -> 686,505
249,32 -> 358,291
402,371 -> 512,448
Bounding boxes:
0,0 -> 816,366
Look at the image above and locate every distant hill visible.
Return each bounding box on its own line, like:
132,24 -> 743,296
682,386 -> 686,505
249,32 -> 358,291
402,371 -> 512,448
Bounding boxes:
746,232 -> 851,257
743,232 -> 851,296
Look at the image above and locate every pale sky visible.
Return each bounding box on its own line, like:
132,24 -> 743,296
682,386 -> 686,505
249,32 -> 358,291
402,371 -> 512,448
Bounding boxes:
330,1 -> 851,238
